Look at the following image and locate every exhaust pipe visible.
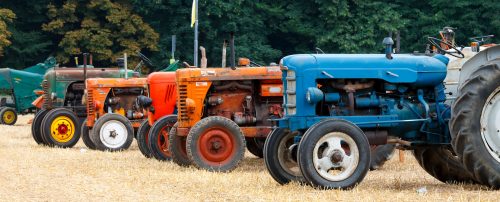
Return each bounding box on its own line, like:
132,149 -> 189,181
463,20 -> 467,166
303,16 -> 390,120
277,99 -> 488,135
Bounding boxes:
83,53 -> 88,82
222,40 -> 227,68
230,32 -> 235,70
200,46 -> 207,68
124,53 -> 128,80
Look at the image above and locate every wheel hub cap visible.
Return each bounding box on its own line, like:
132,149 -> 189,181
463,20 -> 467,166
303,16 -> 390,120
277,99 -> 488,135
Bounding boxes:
3,110 -> 15,124
50,116 -> 75,143
312,132 -> 359,181
198,128 -> 234,163
100,120 -> 127,149
481,86 -> 500,162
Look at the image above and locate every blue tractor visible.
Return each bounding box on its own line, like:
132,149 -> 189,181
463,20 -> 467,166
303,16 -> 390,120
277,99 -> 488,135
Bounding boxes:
264,37 -> 500,189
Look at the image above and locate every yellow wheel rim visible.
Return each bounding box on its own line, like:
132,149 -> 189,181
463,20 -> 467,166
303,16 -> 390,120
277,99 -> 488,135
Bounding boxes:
3,110 -> 15,124
50,116 -> 75,143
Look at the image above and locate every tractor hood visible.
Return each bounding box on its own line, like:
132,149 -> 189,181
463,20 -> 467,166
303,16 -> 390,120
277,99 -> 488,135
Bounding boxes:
281,54 -> 448,87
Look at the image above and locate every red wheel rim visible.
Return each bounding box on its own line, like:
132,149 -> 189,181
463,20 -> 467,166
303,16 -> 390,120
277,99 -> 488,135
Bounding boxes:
157,124 -> 172,157
197,127 -> 236,165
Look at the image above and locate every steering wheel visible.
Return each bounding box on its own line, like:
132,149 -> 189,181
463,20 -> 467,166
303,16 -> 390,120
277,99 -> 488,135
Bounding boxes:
137,52 -> 156,67
427,37 -> 464,58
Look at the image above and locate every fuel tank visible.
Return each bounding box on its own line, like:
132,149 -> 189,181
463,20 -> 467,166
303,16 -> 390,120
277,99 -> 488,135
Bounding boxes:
281,54 -> 449,87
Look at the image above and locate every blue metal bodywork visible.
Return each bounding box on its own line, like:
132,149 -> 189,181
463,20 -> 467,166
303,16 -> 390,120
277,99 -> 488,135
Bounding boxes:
278,53 -> 451,144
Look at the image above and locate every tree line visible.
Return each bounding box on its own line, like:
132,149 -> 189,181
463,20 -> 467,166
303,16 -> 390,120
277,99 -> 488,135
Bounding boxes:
0,0 -> 498,69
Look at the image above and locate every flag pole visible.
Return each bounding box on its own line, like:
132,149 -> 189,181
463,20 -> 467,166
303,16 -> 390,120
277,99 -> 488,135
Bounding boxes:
194,0 -> 199,67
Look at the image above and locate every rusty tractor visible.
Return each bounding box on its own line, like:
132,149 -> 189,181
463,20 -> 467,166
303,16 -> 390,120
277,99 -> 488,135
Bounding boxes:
31,54 -> 137,148
82,77 -> 149,151
143,57 -> 284,171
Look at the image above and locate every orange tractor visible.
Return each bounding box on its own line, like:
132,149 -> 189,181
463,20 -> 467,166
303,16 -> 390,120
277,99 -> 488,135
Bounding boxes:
135,72 -> 177,159
82,77 -> 149,151
139,59 -> 284,171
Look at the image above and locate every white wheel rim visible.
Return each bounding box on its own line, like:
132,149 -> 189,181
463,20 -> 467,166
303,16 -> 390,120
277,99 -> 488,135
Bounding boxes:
312,132 -> 359,182
481,86 -> 500,163
277,132 -> 301,176
99,120 -> 128,149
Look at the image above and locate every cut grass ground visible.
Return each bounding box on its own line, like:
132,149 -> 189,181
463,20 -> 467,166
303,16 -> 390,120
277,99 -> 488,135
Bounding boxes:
0,115 -> 498,201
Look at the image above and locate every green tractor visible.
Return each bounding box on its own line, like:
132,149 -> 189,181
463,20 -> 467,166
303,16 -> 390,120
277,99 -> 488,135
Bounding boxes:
31,54 -> 140,148
0,57 -> 57,125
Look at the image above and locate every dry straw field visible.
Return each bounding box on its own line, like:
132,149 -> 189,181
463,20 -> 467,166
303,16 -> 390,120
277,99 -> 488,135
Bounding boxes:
1,115 -> 498,201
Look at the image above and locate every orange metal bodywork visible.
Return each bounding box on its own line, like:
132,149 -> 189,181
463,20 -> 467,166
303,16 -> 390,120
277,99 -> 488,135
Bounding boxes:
146,72 -> 177,126
85,78 -> 148,128
32,95 -> 44,109
175,66 -> 283,136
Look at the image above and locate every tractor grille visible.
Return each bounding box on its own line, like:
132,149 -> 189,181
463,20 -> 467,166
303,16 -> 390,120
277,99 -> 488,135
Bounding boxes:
87,89 -> 94,115
42,80 -> 49,108
178,84 -> 188,121
164,84 -> 175,103
285,70 -> 296,115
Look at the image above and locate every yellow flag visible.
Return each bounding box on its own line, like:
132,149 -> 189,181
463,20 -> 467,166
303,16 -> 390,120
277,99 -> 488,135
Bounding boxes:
191,0 -> 196,28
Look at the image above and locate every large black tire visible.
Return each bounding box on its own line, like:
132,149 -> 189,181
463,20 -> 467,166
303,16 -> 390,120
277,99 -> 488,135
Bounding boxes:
91,113 -> 134,152
148,115 -> 177,161
81,119 -> 96,150
169,122 -> 191,167
31,109 -> 49,145
450,61 -> 500,188
298,119 -> 370,189
186,116 -> 246,172
369,144 -> 396,170
413,146 -> 476,183
264,128 -> 305,184
246,137 -> 266,158
137,120 -> 152,158
41,108 -> 81,148
0,107 -> 17,125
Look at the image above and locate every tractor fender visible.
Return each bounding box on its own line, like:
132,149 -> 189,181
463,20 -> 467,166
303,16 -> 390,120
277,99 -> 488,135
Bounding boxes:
459,45 -> 500,89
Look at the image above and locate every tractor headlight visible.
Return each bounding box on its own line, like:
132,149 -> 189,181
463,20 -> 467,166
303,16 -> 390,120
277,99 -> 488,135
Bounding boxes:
306,87 -> 324,104
51,92 -> 57,100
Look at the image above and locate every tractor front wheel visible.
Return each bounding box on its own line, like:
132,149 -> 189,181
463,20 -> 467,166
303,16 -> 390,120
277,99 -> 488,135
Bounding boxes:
246,137 -> 266,158
186,116 -> 245,172
41,108 -> 80,148
31,109 -> 49,145
450,61 -> 500,188
298,119 -> 370,189
0,107 -> 17,125
148,115 -> 177,161
91,114 -> 133,152
169,123 -> 191,166
81,119 -> 96,150
263,128 -> 304,184
137,120 -> 152,158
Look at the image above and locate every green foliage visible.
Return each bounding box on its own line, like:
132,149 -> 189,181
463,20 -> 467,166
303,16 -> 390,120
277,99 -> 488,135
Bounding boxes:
42,0 -> 159,65
0,8 -> 15,56
1,0 -> 499,68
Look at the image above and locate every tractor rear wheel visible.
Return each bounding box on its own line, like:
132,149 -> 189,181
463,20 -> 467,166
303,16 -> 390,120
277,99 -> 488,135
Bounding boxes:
369,144 -> 396,170
137,120 -> 152,158
264,128 -> 304,184
0,107 -> 17,125
246,137 -> 266,158
81,119 -> 96,150
148,115 -> 177,161
186,116 -> 245,172
450,61 -> 500,188
41,108 -> 80,148
169,123 -> 191,166
91,114 -> 134,152
31,109 -> 49,145
413,146 -> 476,183
298,119 -> 370,189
